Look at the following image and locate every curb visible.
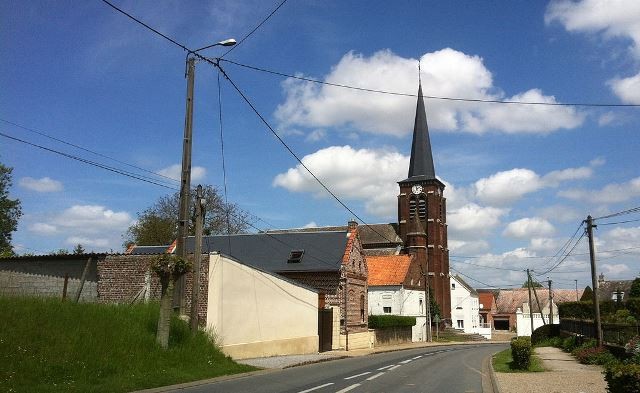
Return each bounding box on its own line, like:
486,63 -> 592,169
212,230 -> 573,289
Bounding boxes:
487,351 -> 502,393
129,368 -> 277,393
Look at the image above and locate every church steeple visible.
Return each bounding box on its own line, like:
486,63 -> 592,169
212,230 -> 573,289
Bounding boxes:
406,84 -> 436,181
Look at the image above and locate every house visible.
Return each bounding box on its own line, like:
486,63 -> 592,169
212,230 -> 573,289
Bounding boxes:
478,289 -> 497,328
450,275 -> 483,337
127,221 -> 371,351
597,273 -> 633,302
367,254 -> 427,342
494,288 -> 584,333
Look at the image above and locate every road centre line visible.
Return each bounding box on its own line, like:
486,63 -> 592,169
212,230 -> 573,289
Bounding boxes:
399,359 -> 413,364
344,371 -> 370,380
377,364 -> 394,370
335,383 -> 360,393
366,372 -> 385,381
297,382 -> 334,393
388,365 -> 401,371
412,355 -> 422,359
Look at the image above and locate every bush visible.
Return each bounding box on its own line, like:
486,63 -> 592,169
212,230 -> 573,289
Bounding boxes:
531,324 -> 560,345
535,336 -> 563,348
604,363 -> 640,393
571,338 -> 597,355
562,335 -> 578,352
368,314 -> 416,329
574,346 -> 617,366
510,337 -> 532,370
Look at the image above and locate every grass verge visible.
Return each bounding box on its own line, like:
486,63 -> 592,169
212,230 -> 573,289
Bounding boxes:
492,348 -> 546,373
1,296 -> 256,393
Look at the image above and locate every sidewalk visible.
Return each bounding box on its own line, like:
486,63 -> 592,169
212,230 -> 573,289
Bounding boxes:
491,346 -> 607,393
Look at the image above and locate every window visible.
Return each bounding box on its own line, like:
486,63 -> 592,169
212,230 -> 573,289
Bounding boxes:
287,249 -> 304,263
409,197 -> 417,218
612,291 -> 624,301
457,320 -> 464,329
451,283 -> 456,290
383,307 -> 392,314
419,299 -> 424,314
418,196 -> 427,219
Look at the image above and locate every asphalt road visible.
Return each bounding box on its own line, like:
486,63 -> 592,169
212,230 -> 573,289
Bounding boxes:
173,343 -> 508,393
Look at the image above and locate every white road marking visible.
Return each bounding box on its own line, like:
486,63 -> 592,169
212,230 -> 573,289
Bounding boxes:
377,364 -> 394,370
388,365 -> 401,371
400,359 -> 413,364
335,383 -> 360,393
366,372 -> 385,381
297,382 -> 334,393
412,355 -> 422,359
344,371 -> 370,380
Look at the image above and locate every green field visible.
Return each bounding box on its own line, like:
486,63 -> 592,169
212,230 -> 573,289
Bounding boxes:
0,296 -> 255,392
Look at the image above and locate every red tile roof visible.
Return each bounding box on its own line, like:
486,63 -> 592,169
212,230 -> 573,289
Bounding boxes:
495,288 -> 584,314
479,292 -> 494,310
367,255 -> 412,286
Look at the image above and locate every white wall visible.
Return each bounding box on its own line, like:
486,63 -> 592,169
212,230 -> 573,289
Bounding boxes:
516,302 -> 560,337
450,276 -> 480,334
369,286 -> 426,341
206,253 -> 319,359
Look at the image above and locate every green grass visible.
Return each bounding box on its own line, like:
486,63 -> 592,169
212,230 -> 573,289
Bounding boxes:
492,348 -> 546,373
0,296 -> 256,392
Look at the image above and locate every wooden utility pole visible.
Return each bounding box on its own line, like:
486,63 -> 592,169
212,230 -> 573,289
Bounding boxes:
575,279 -> 579,301
422,265 -> 432,342
548,279 -> 554,325
190,185 -> 204,332
74,257 -> 92,303
585,215 -> 603,346
531,277 -> 546,326
176,56 -> 196,314
527,269 -> 534,335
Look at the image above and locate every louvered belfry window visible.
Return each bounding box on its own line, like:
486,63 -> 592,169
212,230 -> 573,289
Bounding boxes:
409,196 -> 417,218
418,196 -> 427,219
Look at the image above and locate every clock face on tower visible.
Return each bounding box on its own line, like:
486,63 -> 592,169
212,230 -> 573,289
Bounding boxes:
411,185 -> 423,195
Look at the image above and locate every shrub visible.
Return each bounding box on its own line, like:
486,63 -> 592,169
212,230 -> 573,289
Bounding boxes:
510,336 -> 532,370
574,346 -> 617,366
531,324 -> 560,345
562,335 -> 578,352
604,363 -> 640,393
535,336 -> 563,348
571,338 -> 597,356
368,315 -> 416,329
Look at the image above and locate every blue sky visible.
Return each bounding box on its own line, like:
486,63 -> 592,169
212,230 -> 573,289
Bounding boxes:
2,0 -> 639,290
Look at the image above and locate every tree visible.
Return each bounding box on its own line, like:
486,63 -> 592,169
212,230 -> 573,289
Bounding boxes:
73,244 -> 85,254
522,280 -> 543,288
581,286 -> 594,302
124,185 -> 251,247
151,254 -> 191,349
0,163 -> 22,257
630,277 -> 640,298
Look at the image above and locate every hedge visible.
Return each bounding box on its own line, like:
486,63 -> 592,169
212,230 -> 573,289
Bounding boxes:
531,324 -> 560,345
604,363 -> 640,393
368,315 -> 416,329
510,337 -> 532,370
559,299 -> 640,320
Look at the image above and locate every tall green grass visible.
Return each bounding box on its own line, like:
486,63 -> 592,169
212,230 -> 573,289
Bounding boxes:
0,296 -> 255,392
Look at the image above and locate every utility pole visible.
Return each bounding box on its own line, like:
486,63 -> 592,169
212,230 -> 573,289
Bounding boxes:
422,265 -> 432,342
176,56 -> 196,314
531,277 -> 546,326
190,185 -> 204,332
527,269 -> 534,336
548,279 -> 554,324
585,215 -> 603,346
575,279 -> 579,301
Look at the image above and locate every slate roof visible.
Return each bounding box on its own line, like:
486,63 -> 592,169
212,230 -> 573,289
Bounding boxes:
495,288 -> 584,314
267,223 -> 402,248
401,84 -> 437,183
182,230 -> 351,273
367,255 -> 412,286
597,279 -> 633,301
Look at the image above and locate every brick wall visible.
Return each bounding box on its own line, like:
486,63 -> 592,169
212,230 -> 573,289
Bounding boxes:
97,254 -> 209,325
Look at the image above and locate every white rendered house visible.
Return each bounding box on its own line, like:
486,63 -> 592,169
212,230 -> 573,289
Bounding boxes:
450,274 -> 482,335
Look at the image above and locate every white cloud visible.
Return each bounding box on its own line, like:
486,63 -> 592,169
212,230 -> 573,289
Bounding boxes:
447,203 -> 508,238
559,177 -> 640,204
65,236 -> 109,248
601,263 -> 631,277
275,49 -> 584,136
448,239 -> 490,255
538,205 -> 582,223
529,237 -> 562,253
157,164 -> 206,182
53,205 -> 133,234
19,177 -> 63,192
474,169 -> 542,206
546,0 -> 640,102
273,145 -> 407,218
305,129 -> 327,142
608,73 -> 640,104
28,223 -> 57,235
503,217 -> 556,239
303,221 -> 318,228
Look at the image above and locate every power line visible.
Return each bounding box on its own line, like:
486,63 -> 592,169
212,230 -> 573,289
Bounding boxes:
593,206 -> 640,221
1,131 -> 178,190
539,221 -> 585,269
451,259 -> 525,272
537,232 -> 586,276
220,0 -> 289,58
219,58 -> 640,108
450,266 -> 521,288
0,118 -> 179,184
598,218 -> 640,226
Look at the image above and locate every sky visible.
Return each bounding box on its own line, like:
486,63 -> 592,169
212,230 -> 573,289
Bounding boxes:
1,0 -> 639,290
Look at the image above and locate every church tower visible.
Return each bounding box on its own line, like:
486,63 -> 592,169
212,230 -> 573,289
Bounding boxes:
397,84 -> 451,321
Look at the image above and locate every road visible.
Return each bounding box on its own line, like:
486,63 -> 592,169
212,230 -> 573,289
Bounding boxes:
173,343 -> 507,393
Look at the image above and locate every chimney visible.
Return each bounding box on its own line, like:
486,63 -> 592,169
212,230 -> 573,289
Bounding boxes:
598,272 -> 605,287
348,219 -> 358,232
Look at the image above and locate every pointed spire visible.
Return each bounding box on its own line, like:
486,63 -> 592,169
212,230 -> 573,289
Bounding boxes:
407,84 -> 436,180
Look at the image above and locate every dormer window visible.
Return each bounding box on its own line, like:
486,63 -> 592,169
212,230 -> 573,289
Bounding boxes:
287,250 -> 305,263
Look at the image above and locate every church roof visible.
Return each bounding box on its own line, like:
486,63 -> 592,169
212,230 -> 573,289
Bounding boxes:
401,84 -> 436,183
367,254 -> 412,286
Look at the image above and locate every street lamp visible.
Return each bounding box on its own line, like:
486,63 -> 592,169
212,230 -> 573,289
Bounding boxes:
176,38 -> 236,316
